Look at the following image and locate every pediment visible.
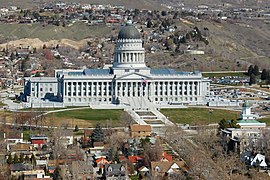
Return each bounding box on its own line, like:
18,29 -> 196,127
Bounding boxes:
116,72 -> 152,80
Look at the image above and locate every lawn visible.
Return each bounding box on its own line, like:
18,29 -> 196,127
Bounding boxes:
161,108 -> 240,125
257,117 -> 270,126
202,72 -> 247,78
47,108 -> 124,128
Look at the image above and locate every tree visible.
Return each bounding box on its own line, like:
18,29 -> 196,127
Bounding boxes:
219,118 -> 228,130
219,119 -> 240,130
10,52 -> 15,60
24,155 -> 30,163
53,165 -> 62,180
13,154 -> 19,164
19,154 -> 24,163
247,65 -> 254,76
74,125 -> 79,132
30,154 -> 36,166
161,11 -> 167,16
91,123 -> 104,143
261,69 -> 269,80
249,74 -> 256,85
7,154 -> 13,164
253,65 -> 260,76
146,20 -> 153,28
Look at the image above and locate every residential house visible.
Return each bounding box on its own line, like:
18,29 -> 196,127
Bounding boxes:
103,164 -> 127,180
4,132 -> 24,150
10,163 -> 33,177
30,135 -> 48,149
151,160 -> 189,177
130,125 -> 151,138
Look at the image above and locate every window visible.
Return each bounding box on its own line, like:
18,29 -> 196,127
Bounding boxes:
135,69 -> 139,72
125,69 -> 129,72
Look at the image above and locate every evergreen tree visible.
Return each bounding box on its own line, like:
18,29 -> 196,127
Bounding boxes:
10,52 -> 15,60
146,20 -> 153,28
113,152 -> 120,163
247,65 -> 254,76
261,69 -> 269,80
219,118 -> 228,130
25,155 -> 30,163
13,154 -> 19,164
249,74 -> 256,85
30,154 -> 36,166
253,65 -> 260,76
19,154 -> 24,163
7,154 -> 13,164
53,165 -> 62,180
228,119 -> 240,128
74,125 -> 79,132
91,123 -> 104,142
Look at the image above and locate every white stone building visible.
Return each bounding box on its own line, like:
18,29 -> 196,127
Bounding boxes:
23,25 -> 210,108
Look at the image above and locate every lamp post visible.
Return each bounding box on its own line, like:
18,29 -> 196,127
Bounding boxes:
208,109 -> 213,125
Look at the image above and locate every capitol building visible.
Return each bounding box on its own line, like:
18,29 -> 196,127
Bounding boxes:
23,25 -> 210,108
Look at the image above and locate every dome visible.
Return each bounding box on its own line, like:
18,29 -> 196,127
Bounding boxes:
118,25 -> 141,39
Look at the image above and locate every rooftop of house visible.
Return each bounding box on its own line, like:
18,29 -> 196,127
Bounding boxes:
151,160 -> 189,173
9,144 -> 33,152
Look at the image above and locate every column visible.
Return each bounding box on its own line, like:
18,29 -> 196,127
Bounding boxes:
71,82 -> 73,97
81,82 -> 83,97
182,82 -> 185,96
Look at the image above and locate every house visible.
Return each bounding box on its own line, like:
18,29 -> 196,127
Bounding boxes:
151,160 -> 189,177
138,166 -> 150,177
30,135 -> 48,149
9,144 -> 34,154
4,132 -> 24,148
130,125 -> 152,138
10,163 -> 33,176
104,164 -> 127,180
241,151 -> 268,168
161,152 -> 173,162
96,157 -> 110,170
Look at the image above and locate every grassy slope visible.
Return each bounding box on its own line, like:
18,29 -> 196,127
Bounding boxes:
0,23 -> 112,41
161,108 -> 240,125
0,0 -> 166,10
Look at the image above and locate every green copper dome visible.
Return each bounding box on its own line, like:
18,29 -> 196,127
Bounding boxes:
118,25 -> 141,39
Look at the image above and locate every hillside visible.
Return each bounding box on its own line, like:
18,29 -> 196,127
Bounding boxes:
0,22 -> 113,42
0,0 -> 167,10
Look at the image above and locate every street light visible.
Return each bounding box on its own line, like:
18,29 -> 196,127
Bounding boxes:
208,109 -> 213,125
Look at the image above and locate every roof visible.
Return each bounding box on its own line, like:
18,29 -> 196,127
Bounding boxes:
10,163 -> 32,171
104,163 -> 126,175
130,125 -> 151,132
96,157 -> 110,164
151,160 -> 189,173
83,68 -> 112,76
150,68 -> 199,76
128,156 -> 143,163
118,24 -> 141,39
162,152 -> 173,162
9,144 -> 33,151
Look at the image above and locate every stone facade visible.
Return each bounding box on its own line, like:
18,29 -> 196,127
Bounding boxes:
23,25 -> 210,108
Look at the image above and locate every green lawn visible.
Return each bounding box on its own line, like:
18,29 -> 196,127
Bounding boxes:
161,108 -> 240,125
202,72 -> 247,78
257,117 -> 270,126
53,108 -> 124,126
